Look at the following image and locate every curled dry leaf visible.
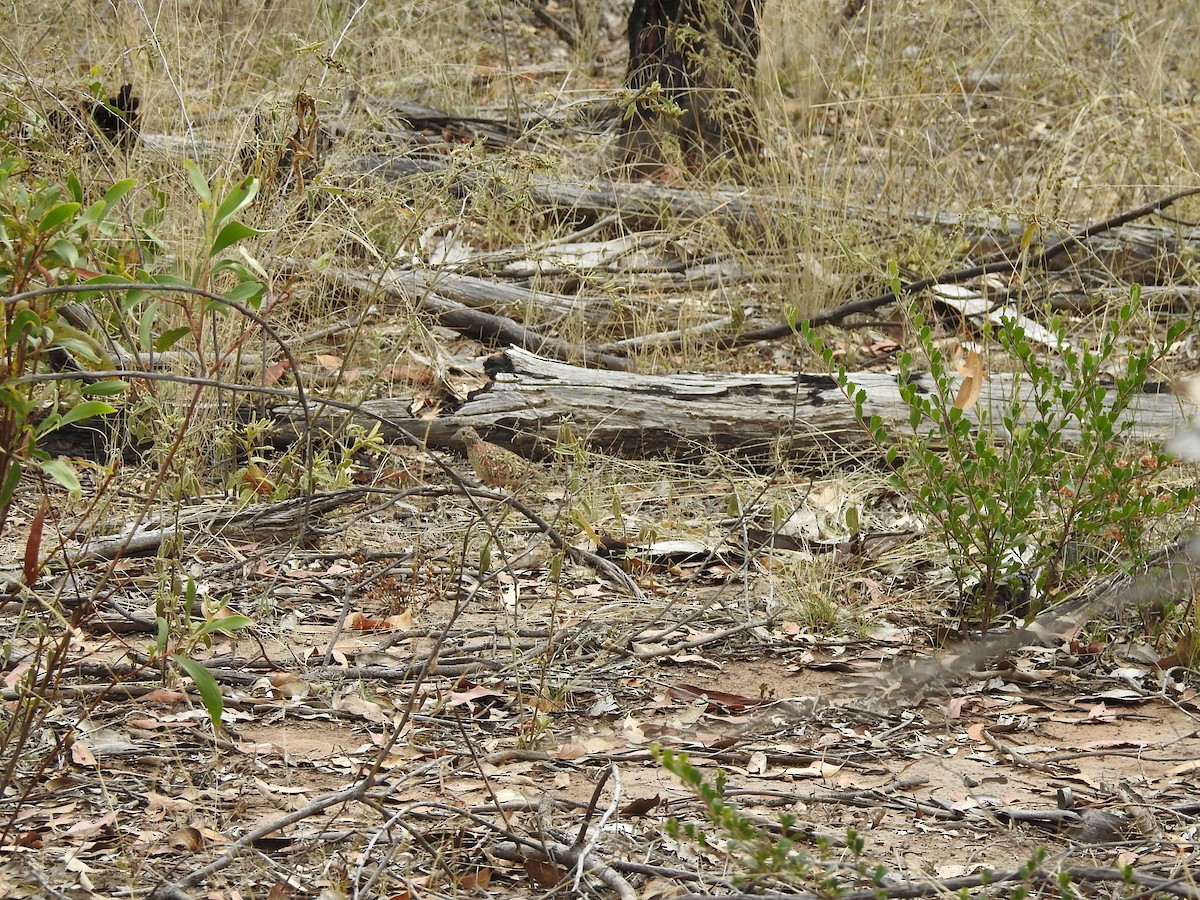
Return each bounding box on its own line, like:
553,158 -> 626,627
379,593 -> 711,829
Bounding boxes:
269,672 -> 311,700
621,794 -> 660,817
523,857 -> 566,888
457,868 -> 492,891
241,462 -> 276,495
348,610 -> 412,631
167,825 -> 205,851
953,348 -> 987,412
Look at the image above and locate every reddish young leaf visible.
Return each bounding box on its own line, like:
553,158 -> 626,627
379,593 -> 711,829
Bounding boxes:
621,795 -> 661,817
23,502 -> 46,585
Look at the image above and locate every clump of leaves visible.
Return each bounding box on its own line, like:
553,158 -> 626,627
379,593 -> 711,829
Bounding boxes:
801,272 -> 1193,632
0,153 -> 137,834
154,573 -> 254,730
0,157 -> 133,533
113,160 -> 270,494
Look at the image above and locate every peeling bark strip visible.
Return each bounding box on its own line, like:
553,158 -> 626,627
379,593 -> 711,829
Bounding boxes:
619,0 -> 763,173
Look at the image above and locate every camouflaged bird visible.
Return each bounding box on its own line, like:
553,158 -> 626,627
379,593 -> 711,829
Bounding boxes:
452,426 -> 531,489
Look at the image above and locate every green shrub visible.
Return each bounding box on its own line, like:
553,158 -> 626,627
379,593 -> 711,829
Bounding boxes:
800,274 -> 1193,631
0,157 -> 133,533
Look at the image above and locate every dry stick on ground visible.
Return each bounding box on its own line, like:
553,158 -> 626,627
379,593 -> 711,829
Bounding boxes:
627,617 -> 777,659
517,0 -> 578,48
594,311 -> 743,354
281,254 -> 614,327
145,780 -> 374,900
725,186 -> 1200,345
70,487 -> 368,563
491,839 -> 639,900
979,728 -> 1057,773
308,263 -> 631,371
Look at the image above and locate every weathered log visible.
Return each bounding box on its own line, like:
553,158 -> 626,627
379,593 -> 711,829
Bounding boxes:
355,156 -> 1200,285
267,347 -> 1196,462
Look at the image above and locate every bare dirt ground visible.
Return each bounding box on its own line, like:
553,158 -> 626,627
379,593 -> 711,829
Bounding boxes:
3,471 -> 1200,899
4,1 -> 1200,898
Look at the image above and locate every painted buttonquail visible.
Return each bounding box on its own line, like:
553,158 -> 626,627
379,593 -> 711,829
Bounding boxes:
452,426 -> 531,489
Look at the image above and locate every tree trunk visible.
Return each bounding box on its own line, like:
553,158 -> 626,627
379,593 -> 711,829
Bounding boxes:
619,0 -> 763,175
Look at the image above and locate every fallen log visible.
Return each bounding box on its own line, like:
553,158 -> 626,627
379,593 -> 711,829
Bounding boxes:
354,156 -> 1200,287
267,347 -> 1196,461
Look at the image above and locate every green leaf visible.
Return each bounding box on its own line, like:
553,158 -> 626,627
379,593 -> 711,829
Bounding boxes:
56,400 -> 117,430
225,279 -> 266,305
209,220 -> 264,257
0,385 -> 36,418
210,258 -> 256,280
8,309 -> 43,347
67,172 -> 83,204
171,654 -> 224,728
238,250 -> 270,281
155,326 -> 193,353
51,329 -> 105,364
0,460 -> 23,509
138,300 -> 160,350
1167,319 -> 1190,342
887,259 -> 902,299
39,201 -> 80,234
82,379 -> 129,397
73,199 -> 107,232
49,238 -> 80,268
102,178 -> 137,212
36,457 -> 82,497
214,176 -> 260,228
50,336 -> 100,364
198,614 -> 255,637
83,272 -> 136,287
154,617 -> 170,657
184,159 -> 212,206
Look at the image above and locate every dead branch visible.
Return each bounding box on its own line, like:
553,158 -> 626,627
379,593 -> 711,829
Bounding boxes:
311,263 -> 631,371
732,186 -> 1200,340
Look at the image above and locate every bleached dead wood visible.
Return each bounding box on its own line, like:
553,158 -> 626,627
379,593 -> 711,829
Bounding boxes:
268,347 -> 1195,461
71,489 -> 369,563
307,263 -> 631,371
